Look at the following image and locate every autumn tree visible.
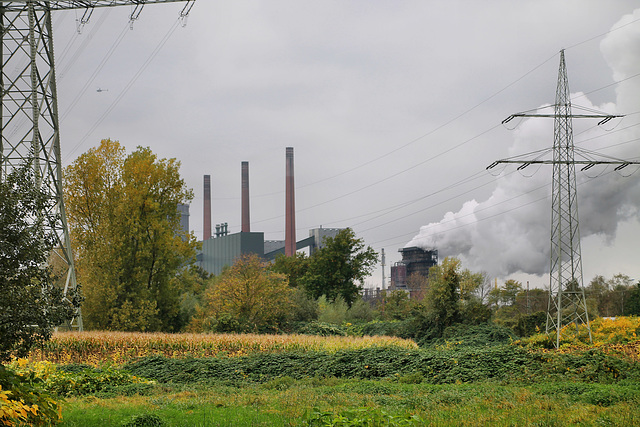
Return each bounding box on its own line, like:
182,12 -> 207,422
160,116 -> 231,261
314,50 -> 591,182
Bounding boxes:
0,160 -> 79,361
64,139 -> 197,331
300,228 -> 378,307
198,254 -> 293,332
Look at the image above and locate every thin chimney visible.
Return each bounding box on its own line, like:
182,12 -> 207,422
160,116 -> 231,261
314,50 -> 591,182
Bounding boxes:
203,175 -> 212,240
285,147 -> 296,256
241,161 -> 250,232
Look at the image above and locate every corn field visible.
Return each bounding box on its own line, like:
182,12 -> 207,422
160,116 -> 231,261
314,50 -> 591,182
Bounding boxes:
30,331 -> 418,365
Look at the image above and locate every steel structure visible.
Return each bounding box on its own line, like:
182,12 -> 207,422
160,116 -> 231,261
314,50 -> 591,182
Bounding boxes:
0,0 -> 195,330
488,50 -> 637,347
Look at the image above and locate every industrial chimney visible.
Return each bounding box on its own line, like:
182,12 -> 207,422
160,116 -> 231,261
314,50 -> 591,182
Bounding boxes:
241,161 -> 250,232
285,147 -> 296,256
203,175 -> 212,241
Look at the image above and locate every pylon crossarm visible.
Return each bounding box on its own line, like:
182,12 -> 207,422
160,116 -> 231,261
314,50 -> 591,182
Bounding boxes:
503,113 -> 624,124
487,159 -> 640,170
2,1 -> 193,11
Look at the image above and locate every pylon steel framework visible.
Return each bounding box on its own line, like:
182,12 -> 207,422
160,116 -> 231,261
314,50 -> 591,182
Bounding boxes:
488,50 -> 638,348
0,1 -> 195,330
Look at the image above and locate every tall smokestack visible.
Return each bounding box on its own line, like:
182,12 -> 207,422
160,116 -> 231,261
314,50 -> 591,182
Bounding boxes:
241,161 -> 250,232
203,175 -> 211,241
285,147 -> 296,256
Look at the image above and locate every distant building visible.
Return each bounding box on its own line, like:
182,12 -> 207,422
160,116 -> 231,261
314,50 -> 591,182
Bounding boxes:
196,227 -> 345,276
390,247 -> 438,297
177,204 -> 190,241
196,231 -> 265,276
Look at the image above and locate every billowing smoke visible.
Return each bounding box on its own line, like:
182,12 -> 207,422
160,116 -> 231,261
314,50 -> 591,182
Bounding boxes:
407,9 -> 640,278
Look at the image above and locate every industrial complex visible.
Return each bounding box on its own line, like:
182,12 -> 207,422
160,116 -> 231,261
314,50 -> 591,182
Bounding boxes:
178,147 -> 343,276
178,146 -> 439,287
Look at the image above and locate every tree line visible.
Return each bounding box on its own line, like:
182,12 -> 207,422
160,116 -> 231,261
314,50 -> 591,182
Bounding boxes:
3,140 -> 639,360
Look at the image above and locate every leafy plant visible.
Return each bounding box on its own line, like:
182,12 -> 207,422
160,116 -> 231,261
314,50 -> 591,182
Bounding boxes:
304,407 -> 424,426
0,365 -> 62,426
121,413 -> 166,427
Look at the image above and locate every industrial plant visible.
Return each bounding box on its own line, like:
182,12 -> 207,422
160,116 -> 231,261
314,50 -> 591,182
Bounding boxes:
187,147 -> 343,276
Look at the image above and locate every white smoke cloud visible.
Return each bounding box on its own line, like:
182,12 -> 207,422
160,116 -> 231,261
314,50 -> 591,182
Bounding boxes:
407,9 -> 640,278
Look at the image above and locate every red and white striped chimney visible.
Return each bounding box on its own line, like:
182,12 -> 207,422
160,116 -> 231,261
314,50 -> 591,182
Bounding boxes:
203,175 -> 211,241
241,161 -> 250,233
285,147 -> 296,256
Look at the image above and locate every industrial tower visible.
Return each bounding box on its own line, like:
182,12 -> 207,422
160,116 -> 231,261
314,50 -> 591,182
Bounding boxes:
0,1 -> 195,330
488,50 -> 638,347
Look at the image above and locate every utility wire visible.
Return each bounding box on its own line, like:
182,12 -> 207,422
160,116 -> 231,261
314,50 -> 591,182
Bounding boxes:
61,20 -> 131,124
65,18 -> 183,161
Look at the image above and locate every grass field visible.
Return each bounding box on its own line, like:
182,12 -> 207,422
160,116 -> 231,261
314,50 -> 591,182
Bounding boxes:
5,327 -> 640,426
58,379 -> 640,426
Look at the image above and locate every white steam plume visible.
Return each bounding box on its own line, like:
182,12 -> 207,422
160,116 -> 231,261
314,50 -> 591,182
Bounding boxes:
407,9 -> 640,278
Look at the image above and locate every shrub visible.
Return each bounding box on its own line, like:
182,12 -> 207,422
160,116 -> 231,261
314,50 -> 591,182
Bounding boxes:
121,413 -> 166,427
0,365 -> 61,426
296,322 -> 347,337
8,359 -> 152,397
425,323 -> 516,348
304,407 -> 424,426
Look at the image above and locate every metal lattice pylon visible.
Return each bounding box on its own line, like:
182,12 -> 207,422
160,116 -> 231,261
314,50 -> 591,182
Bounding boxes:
488,50 -> 637,347
546,51 -> 591,347
0,1 -> 195,330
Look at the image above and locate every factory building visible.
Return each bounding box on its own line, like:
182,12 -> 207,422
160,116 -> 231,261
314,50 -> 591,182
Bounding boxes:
177,203 -> 190,238
197,227 -> 343,276
194,147 -> 345,276
390,247 -> 438,298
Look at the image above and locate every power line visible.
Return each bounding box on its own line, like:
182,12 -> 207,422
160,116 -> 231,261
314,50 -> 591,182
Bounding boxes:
64,18 -> 183,160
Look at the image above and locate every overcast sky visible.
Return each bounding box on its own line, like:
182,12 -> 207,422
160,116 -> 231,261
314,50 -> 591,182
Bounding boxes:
52,1 -> 640,288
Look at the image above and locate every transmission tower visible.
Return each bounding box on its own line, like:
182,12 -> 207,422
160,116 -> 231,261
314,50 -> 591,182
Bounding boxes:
488,50 -> 638,348
0,1 -> 195,330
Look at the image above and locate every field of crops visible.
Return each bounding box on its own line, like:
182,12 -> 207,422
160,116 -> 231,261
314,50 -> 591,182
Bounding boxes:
31,331 -> 418,365
4,320 -> 640,426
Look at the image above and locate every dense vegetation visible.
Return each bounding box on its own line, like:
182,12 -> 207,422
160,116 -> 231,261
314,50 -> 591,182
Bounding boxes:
3,142 -> 640,425
3,328 -> 640,425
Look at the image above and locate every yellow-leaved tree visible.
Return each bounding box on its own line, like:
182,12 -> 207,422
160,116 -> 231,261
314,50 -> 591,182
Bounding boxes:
195,254 -> 293,333
64,139 -> 198,331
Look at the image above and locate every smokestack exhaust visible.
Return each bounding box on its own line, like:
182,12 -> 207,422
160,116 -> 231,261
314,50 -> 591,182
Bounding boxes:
285,147 -> 296,256
203,175 -> 211,241
241,161 -> 250,232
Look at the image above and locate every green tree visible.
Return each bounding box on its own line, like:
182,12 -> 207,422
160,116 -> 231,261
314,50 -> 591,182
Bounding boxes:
624,282 -> 640,316
64,139 -> 197,331
271,252 -> 309,288
379,290 -> 412,320
301,228 -> 378,307
0,160 -> 79,361
421,257 -> 462,336
199,254 -> 293,332
489,279 -> 523,308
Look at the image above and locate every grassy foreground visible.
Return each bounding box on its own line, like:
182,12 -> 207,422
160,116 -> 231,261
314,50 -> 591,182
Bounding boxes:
9,328 -> 640,426
59,379 -> 639,426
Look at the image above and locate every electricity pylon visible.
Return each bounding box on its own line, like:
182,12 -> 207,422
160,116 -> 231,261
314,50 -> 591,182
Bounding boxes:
488,50 -> 638,348
0,1 -> 195,330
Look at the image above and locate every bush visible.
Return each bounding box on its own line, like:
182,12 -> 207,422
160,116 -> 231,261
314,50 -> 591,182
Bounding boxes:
121,413 -> 166,427
514,311 -> 547,337
0,365 -> 62,426
425,323 -> 516,348
296,322 -> 347,337
304,407 -> 424,426
8,360 -> 153,397
124,343 -> 640,386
